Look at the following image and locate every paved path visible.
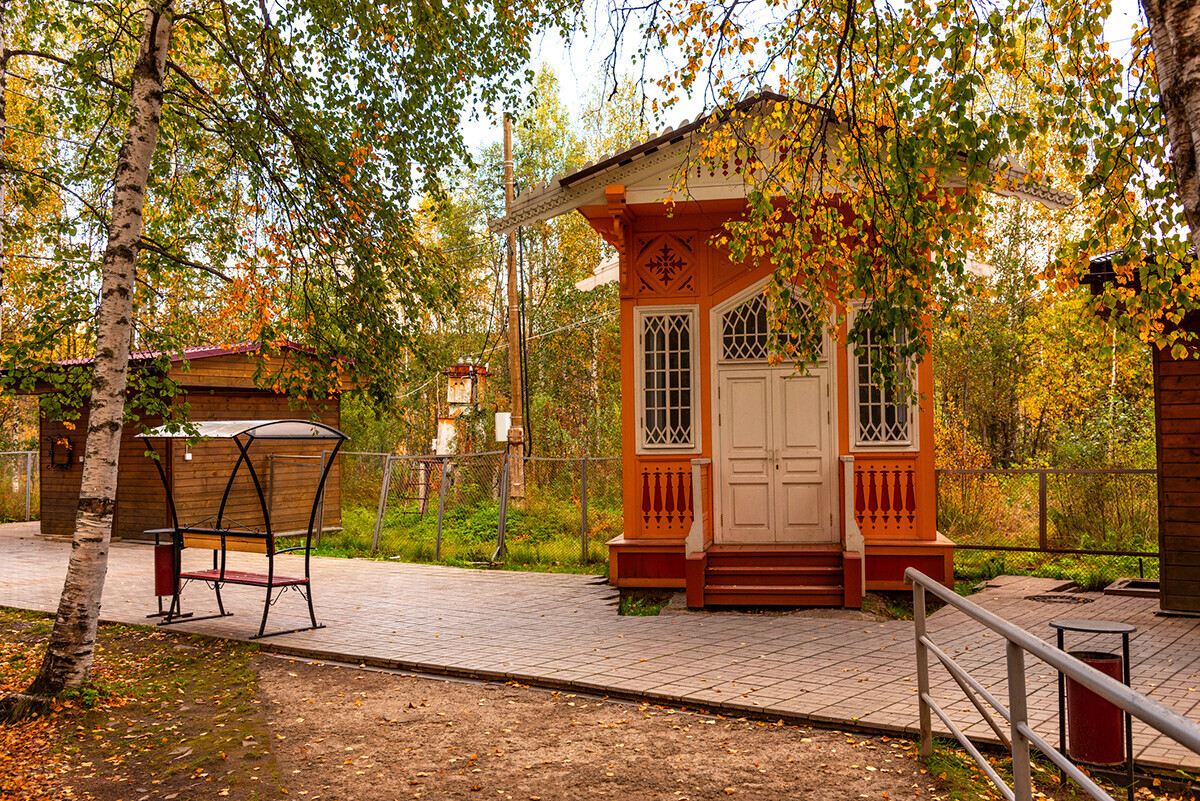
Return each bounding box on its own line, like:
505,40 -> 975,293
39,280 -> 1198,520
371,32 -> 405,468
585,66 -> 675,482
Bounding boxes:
3,521 -> 1200,774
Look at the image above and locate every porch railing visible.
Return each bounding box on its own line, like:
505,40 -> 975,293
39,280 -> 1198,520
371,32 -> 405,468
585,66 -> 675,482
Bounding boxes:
908,568 -> 1200,801
685,458 -> 712,555
855,455 -> 919,537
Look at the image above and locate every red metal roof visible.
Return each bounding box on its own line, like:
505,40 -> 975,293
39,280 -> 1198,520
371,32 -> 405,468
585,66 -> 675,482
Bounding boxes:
55,340 -> 307,367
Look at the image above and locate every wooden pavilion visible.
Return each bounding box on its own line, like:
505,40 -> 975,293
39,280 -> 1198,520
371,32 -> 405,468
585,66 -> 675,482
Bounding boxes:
490,94 -> 1072,608
29,341 -> 343,542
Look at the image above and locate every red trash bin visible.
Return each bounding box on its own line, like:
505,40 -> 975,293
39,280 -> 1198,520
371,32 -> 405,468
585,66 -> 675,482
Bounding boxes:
1065,650 -> 1125,765
154,544 -> 176,597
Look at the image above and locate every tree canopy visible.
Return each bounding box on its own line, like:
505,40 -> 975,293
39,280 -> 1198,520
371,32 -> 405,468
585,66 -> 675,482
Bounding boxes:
606,0 -> 1199,381
2,0 -> 579,411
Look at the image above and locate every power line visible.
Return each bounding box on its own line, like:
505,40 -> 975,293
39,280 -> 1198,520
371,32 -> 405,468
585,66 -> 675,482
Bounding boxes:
11,253 -> 95,263
395,309 -> 617,401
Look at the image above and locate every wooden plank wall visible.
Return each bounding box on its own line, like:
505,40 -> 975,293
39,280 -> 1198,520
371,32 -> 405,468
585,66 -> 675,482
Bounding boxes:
40,412 -> 87,539
39,372 -> 342,541
1155,317 -> 1200,614
39,409 -> 172,539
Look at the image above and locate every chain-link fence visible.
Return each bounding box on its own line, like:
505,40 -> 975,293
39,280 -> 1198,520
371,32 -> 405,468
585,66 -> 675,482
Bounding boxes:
319,451 -> 620,570
363,451 -> 509,563
937,468 -> 1158,590
504,456 -> 621,567
0,451 -> 37,523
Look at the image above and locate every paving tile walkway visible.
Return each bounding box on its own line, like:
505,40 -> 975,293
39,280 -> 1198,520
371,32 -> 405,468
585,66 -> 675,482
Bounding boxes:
3,520 -> 1200,774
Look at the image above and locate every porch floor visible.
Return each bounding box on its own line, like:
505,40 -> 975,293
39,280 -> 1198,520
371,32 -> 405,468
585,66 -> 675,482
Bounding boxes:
4,521 -> 1199,774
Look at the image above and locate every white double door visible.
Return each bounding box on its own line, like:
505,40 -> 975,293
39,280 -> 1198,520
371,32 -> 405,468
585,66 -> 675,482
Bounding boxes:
717,366 -> 835,544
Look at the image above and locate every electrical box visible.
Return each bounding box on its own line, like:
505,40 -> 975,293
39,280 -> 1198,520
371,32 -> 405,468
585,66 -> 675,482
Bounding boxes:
495,412 -> 511,443
435,417 -> 457,455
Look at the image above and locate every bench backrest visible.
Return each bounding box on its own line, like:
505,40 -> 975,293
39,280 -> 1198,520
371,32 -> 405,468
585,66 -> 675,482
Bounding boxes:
181,532 -> 270,555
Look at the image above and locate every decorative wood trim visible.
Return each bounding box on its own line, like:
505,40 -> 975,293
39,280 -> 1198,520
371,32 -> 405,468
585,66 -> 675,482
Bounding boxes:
633,233 -> 697,297
853,455 -> 919,537
604,186 -> 634,298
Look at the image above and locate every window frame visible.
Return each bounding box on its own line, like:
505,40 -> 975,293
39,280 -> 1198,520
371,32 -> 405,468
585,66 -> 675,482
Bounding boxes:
846,303 -> 919,451
634,304 -> 702,455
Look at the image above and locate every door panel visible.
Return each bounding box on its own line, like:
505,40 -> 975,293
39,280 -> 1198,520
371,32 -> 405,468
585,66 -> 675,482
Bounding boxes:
775,371 -> 832,542
716,367 -> 835,545
719,373 -> 774,542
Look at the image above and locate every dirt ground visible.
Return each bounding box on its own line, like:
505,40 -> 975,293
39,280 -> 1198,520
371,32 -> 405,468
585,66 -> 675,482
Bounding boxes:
259,656 -> 931,801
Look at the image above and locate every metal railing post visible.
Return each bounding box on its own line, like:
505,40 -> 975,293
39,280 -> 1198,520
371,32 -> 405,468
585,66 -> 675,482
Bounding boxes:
25,451 -> 33,521
1038,470 -> 1048,550
580,456 -> 589,563
371,455 -> 394,551
1007,640 -> 1034,801
267,455 -> 276,527
493,454 -> 510,562
315,451 -> 329,547
913,581 -> 933,757
436,457 -> 451,560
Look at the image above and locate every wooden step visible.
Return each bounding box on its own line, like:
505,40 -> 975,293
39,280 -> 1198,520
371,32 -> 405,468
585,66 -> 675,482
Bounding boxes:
706,551 -> 843,569
703,583 -> 845,606
705,565 -> 842,586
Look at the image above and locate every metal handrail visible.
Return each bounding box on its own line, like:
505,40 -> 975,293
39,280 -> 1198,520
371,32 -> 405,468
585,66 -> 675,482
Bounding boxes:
907,568 -> 1200,801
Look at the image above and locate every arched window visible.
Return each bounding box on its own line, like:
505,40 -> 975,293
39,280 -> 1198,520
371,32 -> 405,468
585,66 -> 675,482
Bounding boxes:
720,291 -> 825,363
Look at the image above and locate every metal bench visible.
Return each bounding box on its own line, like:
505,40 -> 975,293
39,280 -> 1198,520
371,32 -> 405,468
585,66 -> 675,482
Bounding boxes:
142,419 -> 348,639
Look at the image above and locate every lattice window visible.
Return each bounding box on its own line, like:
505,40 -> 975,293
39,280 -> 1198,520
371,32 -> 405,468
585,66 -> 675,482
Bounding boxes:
854,327 -> 912,446
639,309 -> 697,450
721,293 -> 824,362
721,294 -> 770,360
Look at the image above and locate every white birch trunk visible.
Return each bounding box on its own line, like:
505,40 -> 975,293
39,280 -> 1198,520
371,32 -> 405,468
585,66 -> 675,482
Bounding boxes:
28,1 -> 174,695
1,0 -> 8,344
1142,0 -> 1200,251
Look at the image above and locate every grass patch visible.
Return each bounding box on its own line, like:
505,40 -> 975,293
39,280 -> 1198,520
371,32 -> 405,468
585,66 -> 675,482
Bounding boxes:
922,737 -> 1163,801
314,500 -> 616,575
619,589 -> 674,616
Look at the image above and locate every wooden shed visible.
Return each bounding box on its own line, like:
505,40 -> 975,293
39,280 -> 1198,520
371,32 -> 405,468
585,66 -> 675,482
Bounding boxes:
32,342 -> 342,542
1084,253 -> 1199,615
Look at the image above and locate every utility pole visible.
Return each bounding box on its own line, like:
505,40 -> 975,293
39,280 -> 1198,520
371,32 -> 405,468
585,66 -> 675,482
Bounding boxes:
503,115 -> 525,502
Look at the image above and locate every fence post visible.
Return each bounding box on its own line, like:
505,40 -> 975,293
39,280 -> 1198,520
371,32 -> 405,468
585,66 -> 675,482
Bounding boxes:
436,457 -> 451,561
25,451 -> 33,521
913,581 -> 933,757
493,455 -> 510,562
1006,640 -> 1034,801
580,456 -> 589,563
1038,470 -> 1048,550
371,455 -> 394,551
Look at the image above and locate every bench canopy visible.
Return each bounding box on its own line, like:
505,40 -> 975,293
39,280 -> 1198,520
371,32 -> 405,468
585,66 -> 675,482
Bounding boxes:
144,419 -> 348,441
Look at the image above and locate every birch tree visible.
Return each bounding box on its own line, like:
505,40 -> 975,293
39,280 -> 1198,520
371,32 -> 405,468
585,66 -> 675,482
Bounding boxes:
0,0 -> 577,704
26,0 -> 174,695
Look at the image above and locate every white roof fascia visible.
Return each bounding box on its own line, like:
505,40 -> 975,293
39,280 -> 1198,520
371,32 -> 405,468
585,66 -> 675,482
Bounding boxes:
575,255 -> 621,291
488,132 -> 702,236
